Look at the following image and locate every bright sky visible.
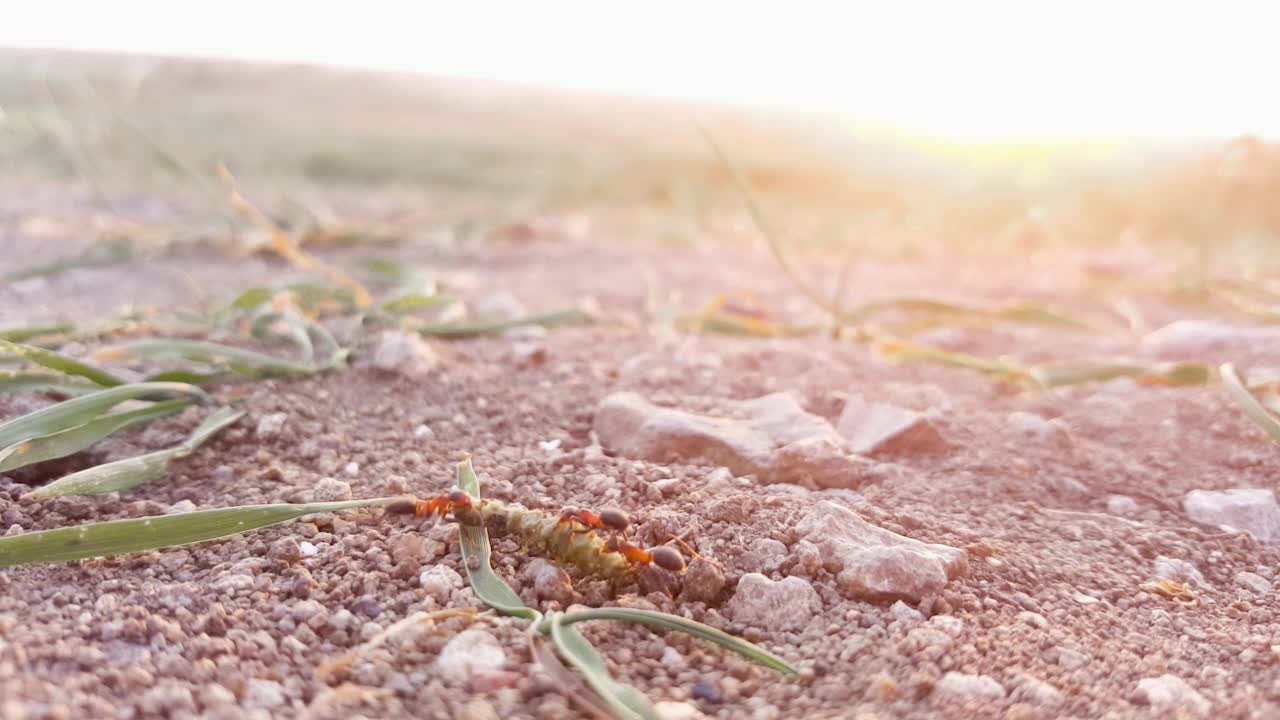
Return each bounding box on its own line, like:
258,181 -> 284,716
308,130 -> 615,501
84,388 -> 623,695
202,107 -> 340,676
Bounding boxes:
3,0 -> 1277,143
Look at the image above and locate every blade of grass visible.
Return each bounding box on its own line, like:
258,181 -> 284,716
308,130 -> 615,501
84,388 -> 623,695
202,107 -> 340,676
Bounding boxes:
0,372 -> 100,396
454,455 -> 540,620
1029,360 -> 1212,389
0,338 -> 125,387
0,381 -> 208,449
0,497 -> 391,567
1221,363 -> 1280,443
415,308 -> 593,338
0,325 -> 75,344
548,612 -> 657,720
873,336 -> 1032,383
554,607 -> 797,675
382,293 -> 453,314
23,407 -> 244,499
95,338 -> 325,377
528,628 -> 614,720
0,398 -> 192,472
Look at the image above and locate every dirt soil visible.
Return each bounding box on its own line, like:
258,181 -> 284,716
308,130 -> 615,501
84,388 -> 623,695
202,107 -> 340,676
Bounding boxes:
0,179 -> 1278,720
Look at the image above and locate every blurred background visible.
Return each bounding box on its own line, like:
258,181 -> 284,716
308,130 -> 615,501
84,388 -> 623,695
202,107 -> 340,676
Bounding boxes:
2,1 -> 1278,271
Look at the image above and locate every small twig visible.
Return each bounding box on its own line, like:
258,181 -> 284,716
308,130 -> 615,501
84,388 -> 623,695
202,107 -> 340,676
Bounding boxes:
218,163 -> 373,309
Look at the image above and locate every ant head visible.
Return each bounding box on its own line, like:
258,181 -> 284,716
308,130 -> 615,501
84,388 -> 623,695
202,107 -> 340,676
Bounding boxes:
598,508 -> 631,532
447,489 -> 472,507
649,546 -> 686,572
384,498 -> 419,516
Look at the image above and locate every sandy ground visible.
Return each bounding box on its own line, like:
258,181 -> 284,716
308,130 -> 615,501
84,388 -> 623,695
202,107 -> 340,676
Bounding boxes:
1,179 -> 1279,720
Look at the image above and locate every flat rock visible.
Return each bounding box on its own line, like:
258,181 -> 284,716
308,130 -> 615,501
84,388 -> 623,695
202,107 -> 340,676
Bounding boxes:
724,574 -> 822,631
371,330 -> 439,376
934,672 -> 1005,701
1131,674 -> 1210,716
1143,320 -> 1280,360
593,392 -> 873,488
1183,488 -> 1280,542
836,395 -> 946,456
435,628 -> 506,684
795,501 -> 968,602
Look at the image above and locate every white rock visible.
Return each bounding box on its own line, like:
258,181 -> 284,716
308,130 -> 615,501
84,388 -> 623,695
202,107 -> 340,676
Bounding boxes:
434,629 -> 506,683
213,573 -> 254,593
928,615 -> 964,637
1183,488 -> 1280,542
243,678 -> 287,710
654,701 -> 707,720
343,462 -> 360,477
312,477 -> 352,502
414,424 -> 434,439
837,395 -> 946,456
724,574 -> 822,631
1132,675 -> 1210,715
1050,646 -> 1090,670
749,538 -> 790,572
1006,411 -> 1067,443
660,646 -> 684,667
1144,320 -> 1280,359
166,499 -> 197,515
1153,556 -> 1206,586
795,502 -> 968,602
420,565 -> 465,600
1106,495 -> 1139,517
299,541 -> 319,557
256,412 -> 288,438
1236,571 -> 1272,594
372,330 -> 439,376
934,672 -> 1005,701
1018,611 -> 1048,629
1011,675 -> 1063,707
889,600 -> 924,626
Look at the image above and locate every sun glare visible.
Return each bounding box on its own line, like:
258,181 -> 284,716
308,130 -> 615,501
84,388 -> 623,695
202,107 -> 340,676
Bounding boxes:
4,1 -> 1277,149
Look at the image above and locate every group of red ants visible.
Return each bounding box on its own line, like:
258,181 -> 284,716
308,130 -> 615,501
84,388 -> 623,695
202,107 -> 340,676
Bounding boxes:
386,490 -> 688,573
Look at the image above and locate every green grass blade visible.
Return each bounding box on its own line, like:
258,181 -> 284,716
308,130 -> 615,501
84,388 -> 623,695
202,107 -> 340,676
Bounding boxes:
0,498 -> 391,567
0,372 -> 100,396
873,336 -> 1032,383
416,308 -> 593,338
1030,360 -> 1212,390
99,338 -> 322,378
557,607 -> 798,675
0,398 -> 192,472
230,287 -> 273,311
23,407 -> 244,499
454,455 -> 540,620
0,338 -> 124,387
382,293 -> 453,314
548,612 -> 657,720
0,382 -> 209,449
1221,363 -> 1280,443
528,628 -> 615,720
0,325 -> 75,344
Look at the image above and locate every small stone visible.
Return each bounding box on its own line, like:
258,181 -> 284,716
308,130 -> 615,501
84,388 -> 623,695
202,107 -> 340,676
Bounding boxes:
1183,488 -> 1280,542
299,541 -> 319,557
371,330 -> 439,376
1236,571 -> 1272,594
654,701 -> 707,720
435,629 -> 506,683
459,698 -> 500,720
213,573 -> 255,593
680,557 -> 727,603
256,413 -> 288,438
1106,495 -> 1139,517
1143,320 -> 1280,361
4,525 -> 22,536
420,565 -> 465,600
1017,611 -> 1048,629
796,502 -> 967,603
291,600 -> 326,623
212,465 -> 235,483
866,672 -> 898,701
526,559 -> 573,604
414,424 -> 434,439
934,672 -> 1005,701
166,499 -> 197,515
724,574 -> 822,631
343,462 -> 359,478
691,679 -> 723,704
837,395 -> 946,456
1050,646 -> 1089,670
199,684 -> 237,709
1153,556 -> 1207,586
1011,675 -> 1063,707
140,682 -> 196,715
749,538 -> 789,572
243,679 -> 287,710
889,600 -> 924,625
1131,674 -> 1210,715
511,340 -> 547,368
312,478 -> 352,502
1005,412 -> 1068,444
268,538 -> 302,563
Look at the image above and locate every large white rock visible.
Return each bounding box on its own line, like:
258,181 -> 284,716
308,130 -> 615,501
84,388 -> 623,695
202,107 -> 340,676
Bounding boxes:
724,574 -> 822,631
435,629 -> 506,684
1132,675 -> 1210,716
1183,488 -> 1280,542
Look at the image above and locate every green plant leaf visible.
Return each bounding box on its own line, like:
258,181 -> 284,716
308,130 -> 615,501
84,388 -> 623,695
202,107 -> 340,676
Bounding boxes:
1221,363 -> 1280,443
453,455 -> 540,620
0,381 -> 209,449
873,336 -> 1031,383
548,612 -> 657,720
416,308 -> 593,338
0,372 -> 100,396
0,398 -> 192,472
0,497 -> 391,567
556,607 -> 797,676
0,325 -> 74,344
528,628 -> 614,720
23,407 -> 244,499
97,338 -> 327,377
1029,360 -> 1212,390
0,338 -> 124,387
230,287 -> 273,311
382,293 -> 453,314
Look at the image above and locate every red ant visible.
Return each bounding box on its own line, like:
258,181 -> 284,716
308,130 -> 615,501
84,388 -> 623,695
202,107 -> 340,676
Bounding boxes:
603,535 -> 687,572
557,506 -> 631,537
385,489 -> 472,519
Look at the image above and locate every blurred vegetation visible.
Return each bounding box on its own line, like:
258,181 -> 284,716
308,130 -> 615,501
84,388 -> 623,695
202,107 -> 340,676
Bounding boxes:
1,48 -> 1278,269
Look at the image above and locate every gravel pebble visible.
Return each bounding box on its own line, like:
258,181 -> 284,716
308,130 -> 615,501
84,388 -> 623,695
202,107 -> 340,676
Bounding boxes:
256,412 -> 288,438
435,629 -> 506,684
724,574 -> 822,631
312,477 -> 353,502
934,672 -> 1006,701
